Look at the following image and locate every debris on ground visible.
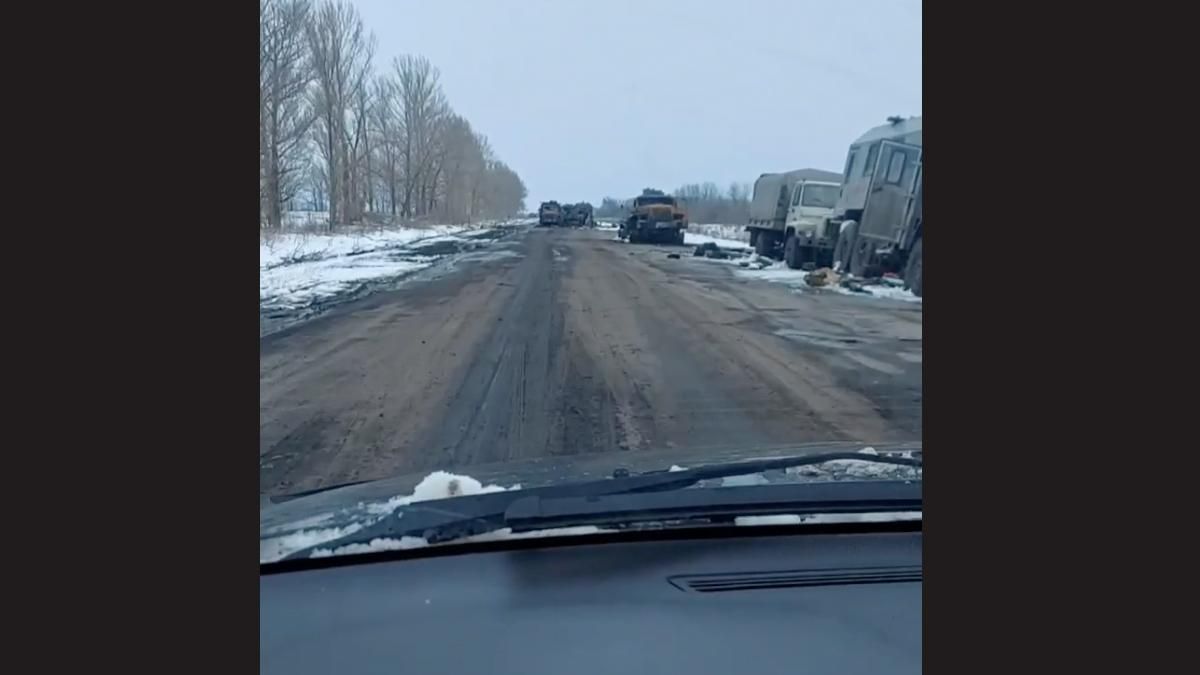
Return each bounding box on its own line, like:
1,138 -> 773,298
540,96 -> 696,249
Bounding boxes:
693,242 -> 720,257
801,262 -> 817,271
804,267 -> 842,287
880,273 -> 905,287
666,253 -> 681,259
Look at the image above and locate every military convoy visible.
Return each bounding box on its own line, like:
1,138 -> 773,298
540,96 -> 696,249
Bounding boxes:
746,115 -> 923,296
538,201 -> 594,228
617,189 -> 687,244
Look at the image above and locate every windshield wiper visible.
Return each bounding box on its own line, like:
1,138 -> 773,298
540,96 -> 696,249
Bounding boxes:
270,451 -> 921,561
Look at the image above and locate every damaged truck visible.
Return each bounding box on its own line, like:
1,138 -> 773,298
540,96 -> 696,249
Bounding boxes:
618,189 -> 687,244
829,116 -> 923,296
538,201 -> 562,227
745,116 -> 923,296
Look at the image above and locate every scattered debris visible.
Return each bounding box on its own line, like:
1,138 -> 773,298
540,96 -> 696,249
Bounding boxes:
693,242 -> 720,257
804,267 -> 842,287
705,249 -> 730,259
666,252 -> 681,259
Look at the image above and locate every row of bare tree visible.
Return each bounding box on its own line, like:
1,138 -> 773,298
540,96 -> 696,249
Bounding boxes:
594,182 -> 753,224
260,0 -> 527,229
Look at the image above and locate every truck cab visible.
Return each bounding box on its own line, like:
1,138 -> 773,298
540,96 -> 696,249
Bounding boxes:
784,180 -> 841,240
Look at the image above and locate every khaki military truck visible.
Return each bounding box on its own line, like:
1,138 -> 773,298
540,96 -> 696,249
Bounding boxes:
830,116 -> 922,296
618,189 -> 687,244
538,201 -> 562,227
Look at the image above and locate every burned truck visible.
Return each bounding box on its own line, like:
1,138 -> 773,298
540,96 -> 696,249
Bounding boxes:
746,168 -> 844,269
538,201 -> 562,227
562,202 -> 595,228
829,116 -> 923,296
618,189 -> 687,244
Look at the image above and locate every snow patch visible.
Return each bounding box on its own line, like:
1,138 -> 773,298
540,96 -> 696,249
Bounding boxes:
684,231 -> 752,250
260,523 -> 366,563
365,470 -> 516,515
688,223 -> 750,243
310,536 -> 430,558
668,465 -> 687,472
732,261 -> 922,303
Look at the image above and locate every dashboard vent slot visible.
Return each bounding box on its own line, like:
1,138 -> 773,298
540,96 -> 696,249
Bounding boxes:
670,566 -> 921,593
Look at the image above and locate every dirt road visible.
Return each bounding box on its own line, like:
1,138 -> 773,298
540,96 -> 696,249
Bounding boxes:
260,227 -> 922,496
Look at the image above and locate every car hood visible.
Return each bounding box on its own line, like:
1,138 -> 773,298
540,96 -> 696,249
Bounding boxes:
261,441 -> 921,538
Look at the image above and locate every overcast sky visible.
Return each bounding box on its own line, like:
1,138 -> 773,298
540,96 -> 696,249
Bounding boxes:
353,0 -> 921,207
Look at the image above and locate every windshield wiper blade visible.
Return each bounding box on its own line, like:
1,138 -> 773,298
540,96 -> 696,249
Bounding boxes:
503,480 -> 921,532
588,451 -> 920,495
270,451 -> 920,561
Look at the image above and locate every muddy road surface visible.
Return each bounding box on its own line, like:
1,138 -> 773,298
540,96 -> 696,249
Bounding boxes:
260,227 -> 922,496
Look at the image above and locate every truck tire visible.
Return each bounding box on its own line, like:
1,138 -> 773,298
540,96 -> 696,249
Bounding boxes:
674,229 -> 685,245
833,220 -> 857,272
755,230 -> 776,257
784,234 -> 802,269
904,238 -> 923,297
849,236 -> 874,278
749,229 -> 759,248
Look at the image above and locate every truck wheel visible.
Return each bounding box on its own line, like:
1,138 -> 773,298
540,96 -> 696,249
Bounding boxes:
904,238 -> 923,297
784,235 -> 802,269
755,231 -> 776,257
833,220 -> 857,272
749,229 -> 759,247
849,237 -> 874,278
675,229 -> 686,245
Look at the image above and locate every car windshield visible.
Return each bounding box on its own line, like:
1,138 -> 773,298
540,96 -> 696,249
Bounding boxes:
800,184 -> 840,208
260,0 -> 922,562
637,196 -> 675,206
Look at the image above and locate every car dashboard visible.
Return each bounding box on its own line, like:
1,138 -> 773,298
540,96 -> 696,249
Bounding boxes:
261,526 -> 921,675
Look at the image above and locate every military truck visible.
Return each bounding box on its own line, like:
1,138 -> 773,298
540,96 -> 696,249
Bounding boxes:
562,202 -> 594,228
746,168 -> 844,268
829,116 -> 922,296
538,201 -> 562,227
618,189 -> 687,244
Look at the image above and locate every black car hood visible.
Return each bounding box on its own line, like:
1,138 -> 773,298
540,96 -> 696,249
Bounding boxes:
260,441 -> 921,539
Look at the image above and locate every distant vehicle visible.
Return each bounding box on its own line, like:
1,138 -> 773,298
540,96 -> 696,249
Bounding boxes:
538,201 -> 562,227
746,169 -> 844,269
619,189 -> 687,244
565,203 -> 594,228
830,116 -> 922,296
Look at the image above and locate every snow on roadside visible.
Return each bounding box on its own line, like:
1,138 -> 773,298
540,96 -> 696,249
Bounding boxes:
260,225 -> 482,310
688,223 -> 749,243
733,260 -> 922,303
684,231 -> 753,250
260,225 -> 468,269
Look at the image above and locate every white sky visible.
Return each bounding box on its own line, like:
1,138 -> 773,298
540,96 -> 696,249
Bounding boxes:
352,0 -> 921,207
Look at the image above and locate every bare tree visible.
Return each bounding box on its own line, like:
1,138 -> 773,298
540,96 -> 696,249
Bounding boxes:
394,55 -> 448,218
260,0 -> 315,228
306,0 -> 374,228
